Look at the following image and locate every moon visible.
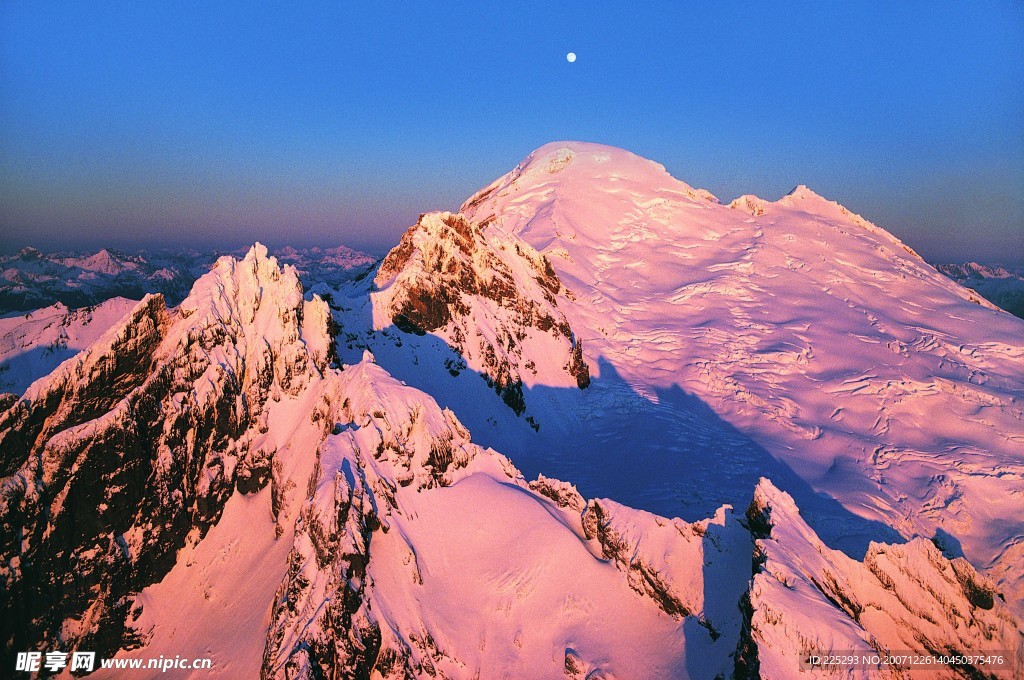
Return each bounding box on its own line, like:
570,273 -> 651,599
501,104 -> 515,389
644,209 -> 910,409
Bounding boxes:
566,52 -> 577,63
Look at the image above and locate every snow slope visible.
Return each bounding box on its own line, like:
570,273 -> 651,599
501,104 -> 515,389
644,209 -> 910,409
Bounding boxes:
451,142 -> 1024,613
0,297 -> 138,396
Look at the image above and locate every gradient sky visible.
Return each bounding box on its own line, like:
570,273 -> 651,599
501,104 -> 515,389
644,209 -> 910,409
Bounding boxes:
1,2 -> 1022,262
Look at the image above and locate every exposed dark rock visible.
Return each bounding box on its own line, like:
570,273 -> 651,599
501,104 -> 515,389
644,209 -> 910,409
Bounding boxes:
0,394 -> 17,412
263,447 -> 393,679
0,252 -> 334,669
566,337 -> 591,389
375,211 -> 591,417
951,558 -> 996,611
732,591 -> 760,680
582,500 -> 692,619
528,475 -> 586,512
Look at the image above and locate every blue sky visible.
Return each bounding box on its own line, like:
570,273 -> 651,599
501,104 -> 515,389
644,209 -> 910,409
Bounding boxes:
1,2 -> 1021,262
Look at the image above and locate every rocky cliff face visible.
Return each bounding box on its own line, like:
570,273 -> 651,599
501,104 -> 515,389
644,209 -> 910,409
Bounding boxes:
262,359 -> 494,678
736,479 -> 1023,679
0,244 -> 334,666
373,211 -> 589,416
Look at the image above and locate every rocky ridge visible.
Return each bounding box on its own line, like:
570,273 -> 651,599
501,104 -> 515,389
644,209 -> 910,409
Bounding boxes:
737,480 -> 1023,679
0,244 -> 333,665
373,211 -> 589,416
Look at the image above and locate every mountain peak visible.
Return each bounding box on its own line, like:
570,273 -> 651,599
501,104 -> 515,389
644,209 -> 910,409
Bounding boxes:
785,183 -> 817,197
522,141 -> 666,174
512,142 -> 714,196
728,185 -> 836,216
75,248 -> 134,275
177,244 -> 310,356
203,241 -> 296,294
235,241 -> 283,275
462,142 -> 718,218
244,241 -> 271,262
778,183 -> 832,205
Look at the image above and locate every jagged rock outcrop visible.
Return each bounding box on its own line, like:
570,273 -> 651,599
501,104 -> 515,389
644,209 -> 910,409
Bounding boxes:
0,244 -> 335,665
736,478 -> 1024,679
372,211 -> 589,415
261,361 -> 749,679
262,361 -> 493,678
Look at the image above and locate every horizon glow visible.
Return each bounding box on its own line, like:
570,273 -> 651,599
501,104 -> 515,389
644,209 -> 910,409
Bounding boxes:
1,2 -> 1022,263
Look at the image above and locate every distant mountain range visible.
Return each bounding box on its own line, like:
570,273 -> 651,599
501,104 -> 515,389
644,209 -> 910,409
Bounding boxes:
0,244 -> 375,316
934,262 -> 1024,319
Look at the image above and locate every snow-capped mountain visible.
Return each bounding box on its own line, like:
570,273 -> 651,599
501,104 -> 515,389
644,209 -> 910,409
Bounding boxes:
2,143 -> 1023,678
3,247 -> 1017,678
465,143 -> 1024,659
321,143 -> 1024,624
0,245 -> 338,668
936,262 -> 1024,319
